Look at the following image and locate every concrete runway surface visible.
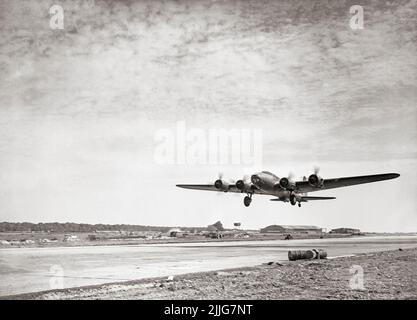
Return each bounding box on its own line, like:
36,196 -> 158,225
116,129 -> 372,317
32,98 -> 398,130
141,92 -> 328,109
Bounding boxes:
1,235 -> 417,296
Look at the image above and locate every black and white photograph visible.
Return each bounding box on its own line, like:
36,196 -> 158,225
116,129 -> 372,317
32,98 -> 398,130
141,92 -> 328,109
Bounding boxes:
0,0 -> 417,306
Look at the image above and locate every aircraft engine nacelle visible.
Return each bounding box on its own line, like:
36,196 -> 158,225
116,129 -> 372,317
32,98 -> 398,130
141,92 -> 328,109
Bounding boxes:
236,180 -> 254,192
214,179 -> 230,191
308,174 -> 324,188
279,177 -> 296,190
235,180 -> 245,191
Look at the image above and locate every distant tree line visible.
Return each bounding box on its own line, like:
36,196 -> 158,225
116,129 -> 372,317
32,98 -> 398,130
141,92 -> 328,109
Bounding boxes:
0,222 -> 176,233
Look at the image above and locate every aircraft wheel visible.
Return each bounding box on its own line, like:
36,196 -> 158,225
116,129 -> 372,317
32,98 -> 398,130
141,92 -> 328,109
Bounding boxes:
244,196 -> 252,207
298,203 -> 301,207
290,194 -> 297,206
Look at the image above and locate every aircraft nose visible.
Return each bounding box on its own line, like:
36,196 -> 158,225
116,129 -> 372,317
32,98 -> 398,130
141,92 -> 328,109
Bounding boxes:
251,174 -> 260,184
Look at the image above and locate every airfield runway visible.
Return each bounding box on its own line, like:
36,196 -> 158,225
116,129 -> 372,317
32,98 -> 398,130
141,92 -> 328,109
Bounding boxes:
1,235 -> 417,297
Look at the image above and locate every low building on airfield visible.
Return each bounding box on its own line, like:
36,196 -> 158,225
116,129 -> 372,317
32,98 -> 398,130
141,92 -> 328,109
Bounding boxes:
167,228 -> 186,237
260,225 -> 323,236
329,228 -> 361,235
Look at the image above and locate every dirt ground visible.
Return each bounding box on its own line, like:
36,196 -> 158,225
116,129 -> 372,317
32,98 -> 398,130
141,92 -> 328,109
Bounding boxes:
5,247 -> 417,300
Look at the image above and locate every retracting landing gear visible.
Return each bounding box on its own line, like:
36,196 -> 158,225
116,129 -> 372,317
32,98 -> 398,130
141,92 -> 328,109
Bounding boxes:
244,194 -> 253,207
289,192 -> 301,207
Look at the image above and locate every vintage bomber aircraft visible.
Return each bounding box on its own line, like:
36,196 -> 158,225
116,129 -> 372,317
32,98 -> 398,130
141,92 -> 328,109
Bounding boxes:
176,170 -> 400,207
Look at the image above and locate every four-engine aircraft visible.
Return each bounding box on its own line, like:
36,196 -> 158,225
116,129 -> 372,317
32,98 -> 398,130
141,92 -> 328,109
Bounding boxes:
176,170 -> 400,207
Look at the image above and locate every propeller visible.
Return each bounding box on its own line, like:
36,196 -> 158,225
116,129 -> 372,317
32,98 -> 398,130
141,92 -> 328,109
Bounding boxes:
279,171 -> 296,190
208,172 -> 223,185
308,166 -> 323,187
214,172 -> 234,191
236,174 -> 251,191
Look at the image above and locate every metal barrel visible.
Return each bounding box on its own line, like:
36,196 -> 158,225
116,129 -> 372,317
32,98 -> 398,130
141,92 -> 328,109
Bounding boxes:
288,249 -> 327,261
288,250 -> 315,261
312,249 -> 328,259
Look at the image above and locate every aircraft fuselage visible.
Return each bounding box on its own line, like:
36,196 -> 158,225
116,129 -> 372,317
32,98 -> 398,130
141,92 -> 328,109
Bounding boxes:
251,171 -> 295,201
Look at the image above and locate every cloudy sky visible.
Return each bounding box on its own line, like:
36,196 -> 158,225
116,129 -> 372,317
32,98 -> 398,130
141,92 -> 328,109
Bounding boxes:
0,0 -> 416,231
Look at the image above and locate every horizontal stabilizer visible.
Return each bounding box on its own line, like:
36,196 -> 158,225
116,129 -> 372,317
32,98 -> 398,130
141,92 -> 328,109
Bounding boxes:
270,196 -> 335,202
301,196 -> 336,201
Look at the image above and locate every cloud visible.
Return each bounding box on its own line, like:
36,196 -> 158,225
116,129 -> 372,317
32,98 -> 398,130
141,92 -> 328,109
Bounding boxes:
0,0 -> 416,230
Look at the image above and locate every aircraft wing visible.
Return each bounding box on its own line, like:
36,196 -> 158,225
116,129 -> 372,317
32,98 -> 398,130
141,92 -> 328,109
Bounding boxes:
176,184 -> 267,195
295,173 -> 400,193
